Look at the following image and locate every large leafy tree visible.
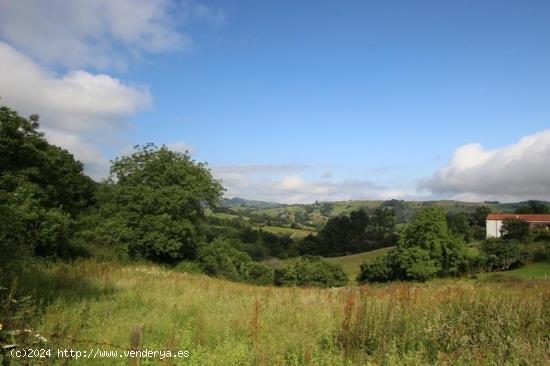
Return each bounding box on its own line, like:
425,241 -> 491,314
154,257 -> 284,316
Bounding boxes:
98,143 -> 224,262
0,105 -> 95,271
357,208 -> 470,283
0,106 -> 96,215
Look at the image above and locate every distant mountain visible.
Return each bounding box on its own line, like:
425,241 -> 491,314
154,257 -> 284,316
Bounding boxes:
223,197 -> 287,209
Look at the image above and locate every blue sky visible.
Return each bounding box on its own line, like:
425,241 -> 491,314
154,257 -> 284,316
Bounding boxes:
1,0 -> 549,203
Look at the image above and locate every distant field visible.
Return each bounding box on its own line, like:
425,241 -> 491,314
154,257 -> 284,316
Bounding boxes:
208,211 -> 246,221
263,247 -> 395,282
484,262 -> 550,280
258,225 -> 316,239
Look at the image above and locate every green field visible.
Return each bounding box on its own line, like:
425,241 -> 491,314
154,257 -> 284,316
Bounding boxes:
257,225 -> 316,239
264,247 -> 394,281
4,261 -> 548,366
483,262 -> 550,280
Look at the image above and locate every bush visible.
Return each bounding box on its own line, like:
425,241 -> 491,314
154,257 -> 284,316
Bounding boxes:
197,239 -> 273,285
356,252 -> 396,283
357,208 -> 485,283
396,247 -> 440,281
481,239 -> 529,271
174,261 -> 204,274
276,256 -> 347,288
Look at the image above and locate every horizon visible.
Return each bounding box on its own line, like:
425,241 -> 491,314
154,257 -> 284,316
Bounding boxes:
222,196 -> 550,206
1,1 -> 549,204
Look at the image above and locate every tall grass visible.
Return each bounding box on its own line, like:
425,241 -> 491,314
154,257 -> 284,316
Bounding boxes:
2,260 -> 548,365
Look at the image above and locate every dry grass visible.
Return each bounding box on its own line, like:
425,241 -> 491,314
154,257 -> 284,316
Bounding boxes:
7,260 -> 549,365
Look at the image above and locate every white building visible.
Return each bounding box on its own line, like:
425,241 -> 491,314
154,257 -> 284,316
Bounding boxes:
486,213 -> 550,238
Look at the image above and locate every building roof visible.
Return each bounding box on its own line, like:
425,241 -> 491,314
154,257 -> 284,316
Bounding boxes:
487,213 -> 550,222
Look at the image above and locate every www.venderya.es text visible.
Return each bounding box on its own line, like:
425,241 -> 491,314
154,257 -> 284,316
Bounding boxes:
10,348 -> 190,360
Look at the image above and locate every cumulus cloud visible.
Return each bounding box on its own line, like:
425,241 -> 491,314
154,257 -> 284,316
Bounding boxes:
0,0 -> 223,69
0,42 -> 151,179
212,165 -> 408,204
419,130 -> 550,201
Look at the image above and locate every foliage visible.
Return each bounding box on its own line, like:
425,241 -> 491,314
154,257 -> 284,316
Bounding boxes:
481,239 -> 529,271
357,208 -> 477,282
274,256 -> 348,287
90,144 -> 224,263
501,218 -> 531,242
515,200 -> 549,214
197,239 -> 273,285
446,212 -> 473,242
306,208 -> 396,256
356,250 -> 398,283
470,206 -> 492,227
0,105 -> 95,276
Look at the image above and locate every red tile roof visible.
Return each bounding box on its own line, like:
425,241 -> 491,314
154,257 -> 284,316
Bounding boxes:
487,214 -> 550,222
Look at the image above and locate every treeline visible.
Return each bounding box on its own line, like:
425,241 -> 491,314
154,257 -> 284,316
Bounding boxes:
357,208 -> 549,283
0,105 -> 348,288
2,104 -> 548,288
299,208 -> 396,256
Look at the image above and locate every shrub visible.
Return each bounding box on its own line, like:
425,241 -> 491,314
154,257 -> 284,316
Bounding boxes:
481,239 -> 529,271
276,256 -> 347,288
396,247 -> 440,281
174,261 -> 204,274
356,250 -> 400,283
197,239 -> 273,285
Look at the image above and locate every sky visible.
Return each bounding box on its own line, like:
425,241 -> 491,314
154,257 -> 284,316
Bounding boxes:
0,0 -> 549,203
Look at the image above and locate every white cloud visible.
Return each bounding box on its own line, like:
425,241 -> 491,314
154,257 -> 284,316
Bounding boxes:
214,164 -> 310,175
0,0 -> 194,69
212,165 -> 409,204
42,128 -> 110,180
166,141 -> 195,154
0,41 -> 151,179
419,130 -> 550,202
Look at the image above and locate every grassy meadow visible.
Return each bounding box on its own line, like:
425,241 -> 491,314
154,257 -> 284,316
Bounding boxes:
4,260 -> 549,366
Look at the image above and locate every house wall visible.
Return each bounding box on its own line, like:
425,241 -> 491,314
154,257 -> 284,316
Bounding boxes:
486,219 -> 502,238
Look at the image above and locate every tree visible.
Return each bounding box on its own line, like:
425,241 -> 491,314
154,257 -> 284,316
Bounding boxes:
515,200 -> 550,214
98,143 -> 224,262
471,206 -> 492,227
481,239 -> 528,271
447,212 -> 473,242
501,218 -> 531,242
275,256 -> 347,288
0,106 -> 95,215
400,207 -> 451,260
357,208 -> 471,283
0,105 -> 95,271
197,239 -> 273,284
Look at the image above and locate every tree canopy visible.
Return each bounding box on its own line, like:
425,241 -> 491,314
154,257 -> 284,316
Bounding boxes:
95,143 -> 224,262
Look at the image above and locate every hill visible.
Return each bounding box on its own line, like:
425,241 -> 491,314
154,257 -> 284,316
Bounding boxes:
223,197 -> 286,209
219,198 -> 541,229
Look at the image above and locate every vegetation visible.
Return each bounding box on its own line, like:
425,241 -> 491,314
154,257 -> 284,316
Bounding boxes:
357,208 -> 476,283
83,143 -> 224,263
2,102 -> 549,364
265,247 -> 394,281
298,208 -> 397,257
1,106 -> 95,279
1,261 -> 548,365
273,256 -> 348,288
